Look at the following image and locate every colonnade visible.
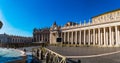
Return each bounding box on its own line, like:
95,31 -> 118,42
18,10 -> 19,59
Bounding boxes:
34,33 -> 49,42
61,26 -> 120,47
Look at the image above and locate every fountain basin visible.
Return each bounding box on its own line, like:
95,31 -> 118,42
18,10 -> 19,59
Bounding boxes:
0,48 -> 26,63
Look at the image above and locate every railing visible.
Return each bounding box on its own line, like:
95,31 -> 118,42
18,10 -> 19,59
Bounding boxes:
32,47 -> 67,63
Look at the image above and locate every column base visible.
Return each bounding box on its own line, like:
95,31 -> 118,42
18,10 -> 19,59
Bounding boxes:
114,44 -> 119,47
107,45 -> 113,47
103,45 -> 107,47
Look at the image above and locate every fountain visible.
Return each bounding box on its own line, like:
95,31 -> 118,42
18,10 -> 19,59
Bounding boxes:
0,21 -> 26,63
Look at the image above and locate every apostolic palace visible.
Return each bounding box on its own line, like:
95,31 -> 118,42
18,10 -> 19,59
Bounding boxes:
49,9 -> 120,47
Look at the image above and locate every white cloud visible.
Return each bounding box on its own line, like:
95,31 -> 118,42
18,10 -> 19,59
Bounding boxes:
0,10 -> 32,37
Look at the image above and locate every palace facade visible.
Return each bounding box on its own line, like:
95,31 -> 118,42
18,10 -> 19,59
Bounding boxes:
0,33 -> 33,47
50,9 -> 120,47
33,28 -> 50,43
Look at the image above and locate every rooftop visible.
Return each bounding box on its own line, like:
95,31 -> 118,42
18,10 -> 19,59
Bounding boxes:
92,9 -> 120,18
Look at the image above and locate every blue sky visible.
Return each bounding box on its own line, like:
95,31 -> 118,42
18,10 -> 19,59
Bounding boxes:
0,0 -> 120,37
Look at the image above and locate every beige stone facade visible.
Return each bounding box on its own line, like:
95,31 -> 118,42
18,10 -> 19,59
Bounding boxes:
0,33 -> 33,47
50,9 -> 120,47
0,33 -> 33,43
33,28 -> 50,43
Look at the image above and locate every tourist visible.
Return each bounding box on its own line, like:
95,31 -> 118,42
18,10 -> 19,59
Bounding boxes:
37,49 -> 39,58
24,49 -> 26,52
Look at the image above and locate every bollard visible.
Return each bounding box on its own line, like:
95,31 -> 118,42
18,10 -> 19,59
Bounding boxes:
46,53 -> 50,63
78,60 -> 81,63
41,50 -> 43,60
37,49 -> 39,58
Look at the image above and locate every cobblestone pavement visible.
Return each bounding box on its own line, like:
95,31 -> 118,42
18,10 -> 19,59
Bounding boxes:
47,46 -> 120,63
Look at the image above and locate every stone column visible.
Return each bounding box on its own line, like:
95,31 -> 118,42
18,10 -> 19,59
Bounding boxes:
115,26 -> 118,46
44,34 -> 45,42
64,32 -> 66,43
41,34 -> 42,42
104,27 -> 106,46
100,29 -> 103,45
109,27 -> 112,46
75,31 -> 77,44
47,33 -> 49,42
71,31 -> 73,44
68,32 -> 69,44
88,29 -> 90,45
95,30 -> 97,45
42,34 -> 43,42
91,31 -> 93,44
118,27 -> 120,45
39,34 -> 40,42
42,34 -> 44,42
106,29 -> 108,46
111,29 -> 114,45
39,34 -> 41,41
79,30 -> 81,45
35,35 -> 37,42
98,28 -> 100,46
46,34 -> 47,42
93,29 -> 95,45
43,34 -> 45,42
40,34 -> 42,41
50,33 -> 52,44
61,32 -> 62,38
84,30 -> 86,45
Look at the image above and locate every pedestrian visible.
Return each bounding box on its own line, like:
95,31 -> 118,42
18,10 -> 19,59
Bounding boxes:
41,50 -> 43,60
37,49 -> 39,58
24,49 -> 26,52
78,59 -> 81,63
